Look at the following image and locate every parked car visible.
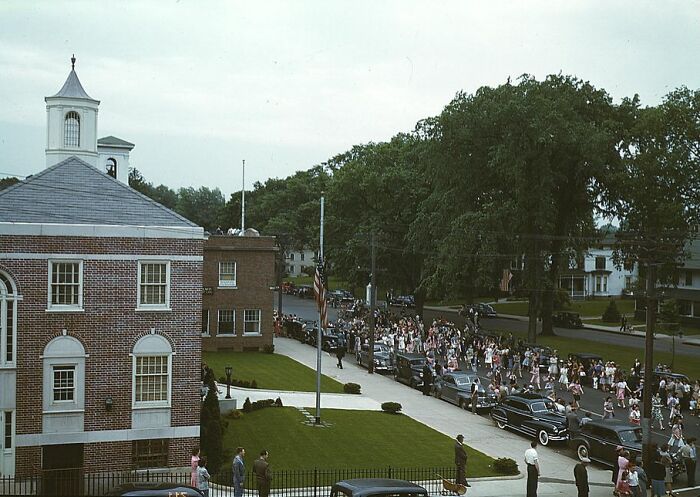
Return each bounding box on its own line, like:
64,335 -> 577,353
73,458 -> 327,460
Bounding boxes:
641,369 -> 690,393
105,482 -> 203,496
490,393 -> 568,446
523,343 -> 554,375
390,295 -> 415,308
307,329 -> 344,352
331,479 -> 428,497
568,352 -> 603,385
569,419 -> 642,467
357,343 -> 392,372
552,311 -> 583,328
393,352 -> 427,389
475,303 -> 497,318
329,289 -> 354,306
432,371 -> 497,411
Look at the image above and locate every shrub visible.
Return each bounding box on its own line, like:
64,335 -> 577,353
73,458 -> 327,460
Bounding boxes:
275,397 -> 283,407
251,379 -> 258,389
602,300 -> 621,323
381,402 -> 402,414
227,409 -> 243,419
262,344 -> 275,354
251,399 -> 276,410
218,375 -> 227,384
200,382 -> 223,475
344,382 -> 361,394
493,457 -> 518,475
242,397 -> 252,413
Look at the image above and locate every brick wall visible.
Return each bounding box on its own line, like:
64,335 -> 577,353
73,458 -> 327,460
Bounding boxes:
1,233 -> 202,473
202,235 -> 276,352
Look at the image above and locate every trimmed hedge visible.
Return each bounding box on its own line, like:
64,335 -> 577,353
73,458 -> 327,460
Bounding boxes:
381,402 -> 402,414
493,457 -> 519,475
218,376 -> 259,389
242,397 -> 281,413
343,382 -> 361,394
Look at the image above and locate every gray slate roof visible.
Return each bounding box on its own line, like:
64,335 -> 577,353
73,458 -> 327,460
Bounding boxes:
98,136 -> 135,148
0,157 -> 198,228
47,69 -> 98,102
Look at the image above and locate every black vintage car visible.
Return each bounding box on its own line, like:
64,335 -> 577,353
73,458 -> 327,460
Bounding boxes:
307,328 -> 344,352
490,393 -> 568,446
552,311 -> 583,328
569,419 -> 642,467
432,371 -> 497,411
389,295 -> 415,308
105,482 -> 203,496
475,303 -> 497,318
357,343 -> 392,372
393,352 -> 426,389
331,479 -> 428,497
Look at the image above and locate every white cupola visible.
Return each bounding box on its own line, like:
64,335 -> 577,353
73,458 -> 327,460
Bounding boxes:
45,55 -> 100,168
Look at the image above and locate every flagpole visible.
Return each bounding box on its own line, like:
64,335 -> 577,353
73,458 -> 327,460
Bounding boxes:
315,194 -> 324,424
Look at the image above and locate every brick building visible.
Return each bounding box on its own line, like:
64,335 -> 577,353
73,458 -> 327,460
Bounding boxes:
0,59 -> 203,479
202,234 -> 276,352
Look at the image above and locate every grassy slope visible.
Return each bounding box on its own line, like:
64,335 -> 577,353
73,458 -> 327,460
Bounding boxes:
493,298 -> 636,318
222,407 -> 499,479
203,352 -> 344,393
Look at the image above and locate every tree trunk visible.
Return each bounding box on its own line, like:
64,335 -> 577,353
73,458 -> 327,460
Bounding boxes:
527,289 -> 539,343
540,287 -> 554,336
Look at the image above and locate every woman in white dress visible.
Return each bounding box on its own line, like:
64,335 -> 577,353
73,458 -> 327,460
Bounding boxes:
558,363 -> 569,389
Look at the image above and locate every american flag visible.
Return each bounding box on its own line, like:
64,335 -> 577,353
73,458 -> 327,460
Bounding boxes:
313,257 -> 328,329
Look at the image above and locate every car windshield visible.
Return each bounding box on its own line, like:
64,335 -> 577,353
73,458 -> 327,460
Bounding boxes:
530,400 -> 555,413
374,345 -> 389,353
618,429 -> 642,444
454,376 -> 476,386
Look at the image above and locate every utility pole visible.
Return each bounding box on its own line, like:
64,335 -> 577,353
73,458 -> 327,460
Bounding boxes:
368,231 -> 376,374
641,260 -> 657,470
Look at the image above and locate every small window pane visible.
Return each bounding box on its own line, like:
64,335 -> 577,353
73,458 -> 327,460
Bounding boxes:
218,310 -> 235,334
244,309 -> 261,334
51,262 -> 80,306
53,366 -> 75,402
219,262 -> 236,287
3,411 -> 12,450
139,263 -> 168,306
64,112 -> 80,147
135,356 -> 169,403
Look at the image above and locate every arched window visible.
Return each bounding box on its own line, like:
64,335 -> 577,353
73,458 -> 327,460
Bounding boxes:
0,272 -> 17,367
42,334 -> 86,414
106,158 -> 117,179
64,111 -> 80,147
132,334 -> 173,408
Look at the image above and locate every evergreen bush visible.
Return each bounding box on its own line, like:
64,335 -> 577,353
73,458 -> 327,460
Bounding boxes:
344,382 -> 361,394
602,300 -> 621,323
200,380 -> 224,475
381,402 -> 402,414
493,457 -> 519,475
242,397 -> 252,412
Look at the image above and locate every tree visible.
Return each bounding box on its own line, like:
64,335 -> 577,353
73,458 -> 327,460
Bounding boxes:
200,378 -> 223,475
0,177 -> 20,191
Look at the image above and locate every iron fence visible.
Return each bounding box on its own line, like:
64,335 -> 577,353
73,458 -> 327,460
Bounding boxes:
0,466 -> 457,496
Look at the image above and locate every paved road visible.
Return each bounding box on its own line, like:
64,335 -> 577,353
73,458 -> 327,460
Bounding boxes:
277,293 -> 699,489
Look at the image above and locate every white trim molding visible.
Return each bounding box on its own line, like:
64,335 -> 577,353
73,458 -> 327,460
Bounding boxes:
15,424 -> 200,447
0,253 -> 202,262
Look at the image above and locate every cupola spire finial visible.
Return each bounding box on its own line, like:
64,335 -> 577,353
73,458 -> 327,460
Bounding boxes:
71,54 -> 76,70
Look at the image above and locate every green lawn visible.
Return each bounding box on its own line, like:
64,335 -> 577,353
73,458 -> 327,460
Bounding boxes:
219,407 -> 501,485
499,328 -> 700,380
203,352 -> 344,393
493,298 -> 636,318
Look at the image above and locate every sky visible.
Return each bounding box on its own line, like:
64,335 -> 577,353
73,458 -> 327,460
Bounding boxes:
1,1 -> 699,199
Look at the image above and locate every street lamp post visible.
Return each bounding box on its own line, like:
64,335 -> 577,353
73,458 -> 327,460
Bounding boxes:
225,365 -> 232,399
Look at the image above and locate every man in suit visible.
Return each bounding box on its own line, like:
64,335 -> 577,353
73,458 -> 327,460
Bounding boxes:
232,447 -> 246,497
253,449 -> 272,497
454,434 -> 471,487
574,457 -> 590,497
422,362 -> 433,396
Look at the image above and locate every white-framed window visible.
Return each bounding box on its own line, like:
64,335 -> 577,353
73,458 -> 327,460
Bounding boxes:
0,272 -> 18,368
52,365 -> 75,402
289,253 -> 295,261
595,256 -> 607,270
134,356 -> 169,404
218,262 -> 237,288
42,335 -> 86,414
132,334 -> 172,409
64,111 -> 80,147
218,310 -> 235,335
300,252 -> 305,261
48,261 -> 83,310
2,410 -> 13,452
137,261 -> 170,309
244,309 -> 261,335
202,309 -> 210,336
625,276 -> 633,290
595,275 -> 608,293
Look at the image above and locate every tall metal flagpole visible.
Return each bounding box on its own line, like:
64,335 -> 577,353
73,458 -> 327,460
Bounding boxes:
241,160 -> 245,232
315,195 -> 324,424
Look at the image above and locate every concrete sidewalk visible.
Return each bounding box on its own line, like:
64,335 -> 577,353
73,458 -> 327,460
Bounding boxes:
213,382 -> 381,410
273,337 -> 622,497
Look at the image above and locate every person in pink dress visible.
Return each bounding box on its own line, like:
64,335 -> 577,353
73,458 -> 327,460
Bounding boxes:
615,450 -> 630,496
191,446 -> 201,487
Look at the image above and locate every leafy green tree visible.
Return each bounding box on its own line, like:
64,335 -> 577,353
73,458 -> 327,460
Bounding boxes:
176,186 -> 225,231
0,177 -> 20,191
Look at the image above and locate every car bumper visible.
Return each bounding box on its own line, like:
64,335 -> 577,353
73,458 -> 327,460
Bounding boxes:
548,432 -> 569,441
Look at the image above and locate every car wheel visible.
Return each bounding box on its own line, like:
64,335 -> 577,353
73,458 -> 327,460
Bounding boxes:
538,430 -> 550,446
576,444 -> 589,462
432,388 -> 440,399
496,420 -> 507,430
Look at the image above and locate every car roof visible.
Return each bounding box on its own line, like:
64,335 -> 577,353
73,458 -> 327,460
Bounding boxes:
507,392 -> 548,402
585,419 -> 640,431
332,479 -> 427,497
